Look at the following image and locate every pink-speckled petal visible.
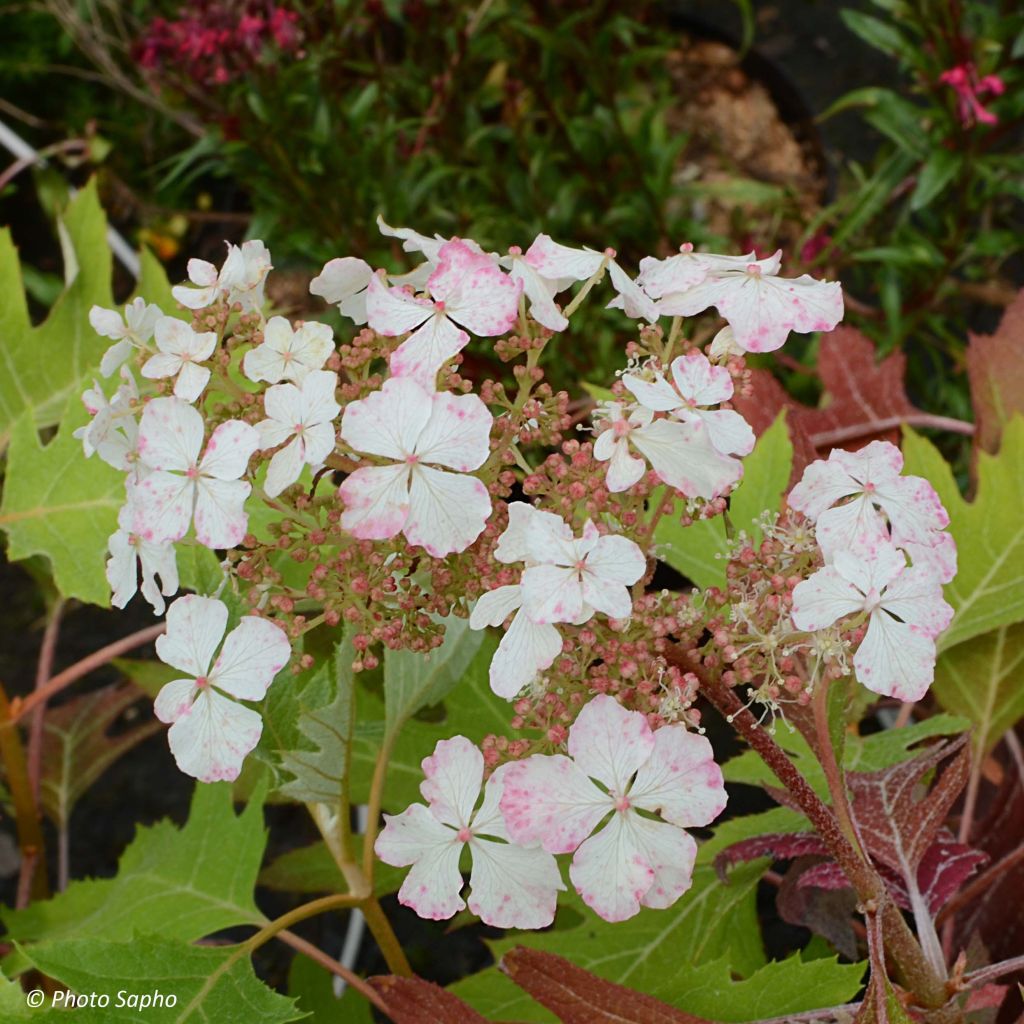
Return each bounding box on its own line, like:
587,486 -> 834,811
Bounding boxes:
499,754 -> 610,853
211,616 -> 291,700
523,234 -> 605,281
495,502 -> 571,564
791,565 -> 864,632
420,736 -> 484,829
338,463 -> 411,540
414,391 -> 493,472
631,816 -> 698,911
137,397 -> 203,472
875,475 -> 951,547
816,495 -> 890,561
165,687 -> 263,783
568,813 -> 654,922
200,420 -> 259,480
568,694 -> 654,795
404,465 -> 491,557
131,471 -> 194,545
630,726 -> 727,828
519,564 -> 583,624
621,373 -> 682,413
310,257 -> 373,316
508,258 -> 567,332
788,458 -> 860,520
487,608 -> 562,699
669,350 -> 734,405
585,535 -> 646,586
153,678 -> 197,725
430,240 -> 521,337
341,377 -> 433,461
364,272 -> 433,336
193,477 -> 251,549
854,611 -> 937,702
698,409 -> 755,457
389,315 -> 469,388
156,595 -> 227,677
880,564 -> 954,639
631,418 -> 742,500
835,543 -> 906,595
602,435 -> 647,492
606,261 -> 659,323
902,531 -> 957,584
830,440 -> 904,486
468,836 -> 564,929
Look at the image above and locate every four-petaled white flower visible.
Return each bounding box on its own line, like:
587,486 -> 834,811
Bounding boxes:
243,316 -> 335,384
791,542 -> 954,701
470,503 -> 571,698
154,595 -> 290,782
74,368 -> 144,477
172,240 -> 272,312
133,397 -> 258,549
788,441 -> 954,579
501,246 -> 569,332
366,239 -> 522,387
256,370 -> 340,497
141,317 -> 217,402
338,377 -> 492,557
500,695 -> 727,922
310,257 -> 374,325
636,243 -> 773,300
106,504 -> 179,615
592,403 -> 655,493
622,350 -> 755,459
653,249 -> 844,353
520,517 -> 646,624
524,234 -> 660,324
89,298 -> 162,377
375,736 -> 565,927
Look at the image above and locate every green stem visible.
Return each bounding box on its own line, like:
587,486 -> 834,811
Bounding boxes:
362,896 -> 412,977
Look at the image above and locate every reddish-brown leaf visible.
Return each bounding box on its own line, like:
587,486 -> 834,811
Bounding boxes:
967,290 -> 1024,455
500,947 -> 719,1024
368,975 -> 493,1024
846,734 -> 970,880
714,832 -> 829,880
778,858 -> 859,959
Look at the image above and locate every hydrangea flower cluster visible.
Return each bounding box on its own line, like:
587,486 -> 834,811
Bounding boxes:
76,218 -> 956,929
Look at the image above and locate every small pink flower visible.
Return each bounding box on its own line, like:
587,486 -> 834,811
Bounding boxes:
939,63 -> 1004,127
500,695 -> 727,922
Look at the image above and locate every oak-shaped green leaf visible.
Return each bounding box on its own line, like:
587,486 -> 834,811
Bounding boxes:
902,419 -> 1024,650
3,783 -> 267,957
0,389 -> 124,605
24,937 -> 301,1024
654,411 -> 792,589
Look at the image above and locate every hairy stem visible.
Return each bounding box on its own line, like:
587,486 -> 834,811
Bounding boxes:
811,680 -> 864,856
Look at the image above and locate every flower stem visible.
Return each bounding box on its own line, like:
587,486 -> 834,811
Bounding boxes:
362,895 -> 412,977
811,679 -> 863,856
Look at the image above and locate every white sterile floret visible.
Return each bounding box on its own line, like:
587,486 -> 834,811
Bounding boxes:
172,239 -> 272,312
791,542 -> 954,701
375,736 -> 565,928
74,367 -> 144,477
338,377 -> 493,557
141,317 -> 217,402
89,297 -> 162,377
310,257 -> 374,325
243,316 -> 335,384
132,397 -> 258,549
255,370 -> 340,497
500,695 -> 727,922
106,503 -> 179,615
153,595 -> 290,782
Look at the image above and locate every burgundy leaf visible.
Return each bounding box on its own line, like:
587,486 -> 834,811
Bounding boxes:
967,290 -> 1024,455
846,735 -> 970,879
795,859 -> 852,893
500,947 -> 719,1024
368,975 -> 493,1024
909,830 -> 988,914
778,857 -> 859,960
714,832 -> 829,880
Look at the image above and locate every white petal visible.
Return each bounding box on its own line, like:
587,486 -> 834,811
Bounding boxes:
607,260 -> 660,323
519,564 -> 583,624
568,813 -> 655,922
629,814 -> 698,911
339,463 -> 411,540
602,435 -> 647,492
310,256 -> 373,307
365,273 -> 433,336
154,678 -> 197,725
469,585 -> 524,629
302,421 -> 336,467
621,373 -> 683,413
288,322 -> 334,381
165,688 -> 263,783
790,565 -> 864,632
137,537 -> 178,615
834,542 -> 905,595
90,306 -> 127,339
211,616 -> 291,700
468,837 -> 564,929
816,497 -> 890,561
580,573 -> 633,619
699,409 -> 755,457
568,694 -> 654,795
902,531 -> 957,585
141,352 -> 183,382
670,350 -> 734,405
631,418 -> 742,500
523,234 -> 605,281
173,362 -> 212,403
487,608 -> 562,699
499,754 -> 611,854
156,594 -> 228,676
420,736 -> 484,829
404,465 -> 491,557
137,397 -> 203,472
106,530 -> 138,609
131,471 -> 195,544
299,370 -> 341,426
414,391 -> 493,472
508,258 -> 567,332
523,512 -> 579,566
389,314 -> 468,388
430,241 -> 521,337
264,437 -> 306,497
585,535 -> 646,586
629,726 -> 727,828
100,339 -> 133,378
340,377 -> 433,460
200,420 -> 259,480
256,417 -> 293,451
874,475 -> 950,548
854,611 -> 937,701
376,216 -> 447,262
494,501 -> 571,564
879,564 -> 954,639
788,458 -> 860,520
193,478 -> 252,548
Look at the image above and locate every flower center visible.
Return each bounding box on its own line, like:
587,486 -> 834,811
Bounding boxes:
863,588 -> 882,614
195,675 -> 210,689
863,481 -> 876,494
612,418 -> 631,437
405,454 -> 420,466
613,794 -> 631,813
435,300 -> 446,313
455,826 -> 472,843
185,464 -> 200,480
746,263 -> 762,277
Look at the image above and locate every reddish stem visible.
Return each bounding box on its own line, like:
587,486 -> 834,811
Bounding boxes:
809,414 -> 974,449
27,600 -> 65,803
